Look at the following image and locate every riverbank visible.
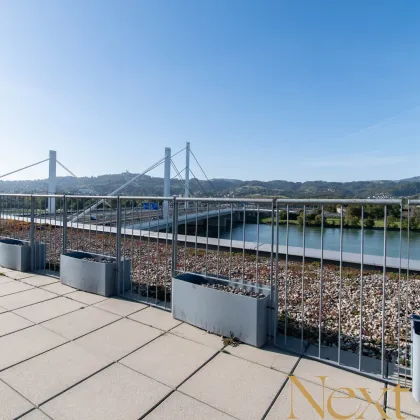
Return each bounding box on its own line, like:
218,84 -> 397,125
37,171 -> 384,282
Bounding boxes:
261,216 -> 419,231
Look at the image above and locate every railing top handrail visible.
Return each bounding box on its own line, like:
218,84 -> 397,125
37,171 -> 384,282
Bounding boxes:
276,198 -> 402,205
0,193 -> 405,206
408,199 -> 420,205
0,193 -> 34,197
179,197 -> 274,203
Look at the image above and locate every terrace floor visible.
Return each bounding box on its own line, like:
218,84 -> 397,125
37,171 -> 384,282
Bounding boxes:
0,266 -> 419,420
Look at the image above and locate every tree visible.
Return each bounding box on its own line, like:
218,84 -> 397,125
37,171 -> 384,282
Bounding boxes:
344,215 -> 359,227
279,210 -> 287,220
364,218 -> 375,229
346,204 -> 362,218
365,205 -> 384,220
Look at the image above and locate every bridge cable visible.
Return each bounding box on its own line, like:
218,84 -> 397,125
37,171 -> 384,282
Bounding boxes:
189,149 -> 216,192
189,168 -> 209,195
0,158 -> 49,179
56,160 -> 101,196
171,160 -> 196,197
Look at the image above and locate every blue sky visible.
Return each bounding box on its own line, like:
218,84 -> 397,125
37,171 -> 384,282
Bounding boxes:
1,0 -> 420,183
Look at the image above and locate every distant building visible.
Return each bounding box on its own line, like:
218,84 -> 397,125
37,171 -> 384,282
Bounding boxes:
336,206 -> 347,215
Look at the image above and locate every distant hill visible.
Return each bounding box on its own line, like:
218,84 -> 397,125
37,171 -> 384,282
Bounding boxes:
1,172 -> 420,199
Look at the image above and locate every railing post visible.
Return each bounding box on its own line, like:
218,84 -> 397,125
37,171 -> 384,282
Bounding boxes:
116,196 -> 122,295
62,195 -> 67,255
269,198 -> 277,344
30,195 -> 35,271
171,196 -> 178,278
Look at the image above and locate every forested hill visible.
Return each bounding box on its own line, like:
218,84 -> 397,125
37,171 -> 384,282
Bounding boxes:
1,172 -> 420,199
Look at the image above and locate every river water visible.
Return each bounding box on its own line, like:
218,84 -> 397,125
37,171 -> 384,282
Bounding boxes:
218,224 -> 420,260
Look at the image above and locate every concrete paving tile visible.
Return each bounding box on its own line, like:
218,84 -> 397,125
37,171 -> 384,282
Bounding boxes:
41,306 -> 121,340
0,281 -> 33,297
266,376 -> 385,420
93,297 -> 147,317
128,307 -> 181,331
4,271 -> 35,280
0,325 -> 67,371
120,333 -> 216,387
19,409 -> 51,419
42,363 -> 171,420
66,291 -> 108,305
0,380 -> 34,419
0,342 -> 111,405
0,312 -> 33,337
75,318 -> 161,361
0,288 -> 57,310
294,358 -> 387,400
0,306 -> 7,314
0,267 -> 14,274
13,297 -> 85,323
21,275 -> 59,287
170,323 -> 225,350
226,343 -> 298,373
145,391 -> 234,419
387,384 -> 420,417
0,275 -> 15,285
180,352 -> 287,420
41,282 -> 77,295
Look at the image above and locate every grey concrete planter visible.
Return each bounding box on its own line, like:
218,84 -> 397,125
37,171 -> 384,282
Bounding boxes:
172,273 -> 270,347
60,251 -> 131,297
0,238 -> 46,272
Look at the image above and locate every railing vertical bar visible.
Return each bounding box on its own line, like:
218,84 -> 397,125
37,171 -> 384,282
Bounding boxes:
171,197 -> 178,278
382,205 -> 387,378
256,203 -> 260,284
146,201 -> 151,301
285,204 -> 289,345
338,205 -> 343,364
195,201 -> 198,273
319,205 -> 324,359
359,205 -> 364,371
156,206 -> 160,306
184,203 -> 187,273
229,204 -> 233,281
405,203 -> 411,387
138,201 -> 144,301
164,199 -> 169,308
30,196 -> 35,271
269,199 -> 275,343
274,202 -> 279,345
217,203 -> 221,278
130,201 -> 135,295
116,197 -> 122,295
397,203 -> 403,382
301,205 -> 306,353
205,202 -> 209,277
101,200 -> 105,256
242,204 -> 246,283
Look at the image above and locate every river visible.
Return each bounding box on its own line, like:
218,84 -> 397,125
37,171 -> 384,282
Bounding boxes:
217,223 -> 420,260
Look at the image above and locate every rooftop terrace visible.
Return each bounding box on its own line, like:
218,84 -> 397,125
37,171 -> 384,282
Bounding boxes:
0,267 -> 419,420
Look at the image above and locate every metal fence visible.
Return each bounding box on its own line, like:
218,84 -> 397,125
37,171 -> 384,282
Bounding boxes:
0,193 -> 419,385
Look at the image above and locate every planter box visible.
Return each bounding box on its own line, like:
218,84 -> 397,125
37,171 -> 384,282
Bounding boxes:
0,238 -> 46,272
172,273 -> 270,347
60,251 -> 131,297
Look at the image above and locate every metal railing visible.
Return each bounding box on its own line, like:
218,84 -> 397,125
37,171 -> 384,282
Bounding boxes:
0,193 -> 419,385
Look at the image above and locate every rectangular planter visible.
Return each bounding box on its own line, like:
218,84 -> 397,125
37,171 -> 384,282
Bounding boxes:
172,273 -> 270,347
60,251 -> 131,297
0,238 -> 46,272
